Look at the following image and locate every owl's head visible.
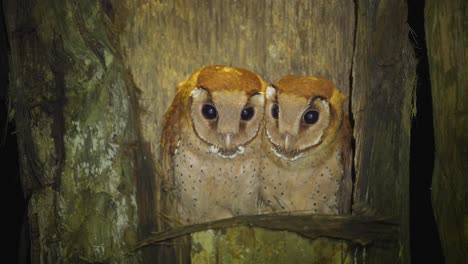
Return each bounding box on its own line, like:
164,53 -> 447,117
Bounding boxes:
179,65 -> 265,158
264,75 -> 347,161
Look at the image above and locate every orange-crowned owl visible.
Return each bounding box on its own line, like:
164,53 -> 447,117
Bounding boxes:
161,65 -> 266,224
259,75 -> 352,215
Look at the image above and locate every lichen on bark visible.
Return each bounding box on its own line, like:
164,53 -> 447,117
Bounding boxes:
6,0 -> 140,262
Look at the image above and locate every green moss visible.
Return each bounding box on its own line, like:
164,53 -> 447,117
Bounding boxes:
29,1 -> 139,261
60,67 -> 137,261
32,0 -> 70,47
191,227 -> 354,264
191,230 -> 217,263
30,112 -> 55,182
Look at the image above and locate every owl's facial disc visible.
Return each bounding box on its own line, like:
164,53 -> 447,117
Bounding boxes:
191,88 -> 264,158
265,90 -> 331,160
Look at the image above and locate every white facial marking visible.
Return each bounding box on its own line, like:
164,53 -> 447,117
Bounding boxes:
270,146 -> 305,161
319,99 -> 329,108
191,87 -> 203,98
207,145 -> 245,159
237,146 -> 245,154
208,145 -> 219,154
266,86 -> 276,99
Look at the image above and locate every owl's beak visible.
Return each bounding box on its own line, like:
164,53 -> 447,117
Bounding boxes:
284,134 -> 293,151
224,133 -> 233,148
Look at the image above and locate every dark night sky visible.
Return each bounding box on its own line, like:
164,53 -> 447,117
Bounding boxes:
0,0 -> 444,263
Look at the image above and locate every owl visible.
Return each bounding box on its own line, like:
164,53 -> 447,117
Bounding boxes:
160,65 -> 266,225
259,75 -> 352,215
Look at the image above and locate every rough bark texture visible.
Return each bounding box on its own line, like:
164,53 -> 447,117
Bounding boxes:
425,1 -> 468,263
111,1 -> 358,262
352,0 -> 415,262
4,0 -> 140,263
4,0 -> 415,263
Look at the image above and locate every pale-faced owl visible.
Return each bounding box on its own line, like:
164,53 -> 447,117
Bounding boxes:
161,65 -> 266,224
259,75 -> 352,215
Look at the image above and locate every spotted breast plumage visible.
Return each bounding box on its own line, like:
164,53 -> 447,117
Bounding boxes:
259,75 -> 352,215
161,65 -> 266,224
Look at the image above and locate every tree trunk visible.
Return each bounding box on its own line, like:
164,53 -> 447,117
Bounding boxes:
4,0 -> 415,263
352,0 -> 415,262
425,1 -> 468,263
5,0 -> 142,262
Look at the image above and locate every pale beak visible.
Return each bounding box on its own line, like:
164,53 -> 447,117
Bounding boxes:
284,134 -> 292,151
225,133 -> 233,148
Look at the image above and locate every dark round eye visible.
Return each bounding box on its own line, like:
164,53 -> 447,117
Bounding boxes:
241,107 -> 255,121
303,110 -> 319,124
271,104 -> 279,119
201,104 -> 217,120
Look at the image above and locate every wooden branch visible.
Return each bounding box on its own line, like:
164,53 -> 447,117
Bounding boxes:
83,214 -> 398,263
134,214 -> 399,252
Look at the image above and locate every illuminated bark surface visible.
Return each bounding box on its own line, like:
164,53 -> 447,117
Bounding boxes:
4,0 -> 415,263
425,1 -> 468,262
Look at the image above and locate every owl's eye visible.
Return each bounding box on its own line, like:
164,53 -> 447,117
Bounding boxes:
201,104 -> 218,120
303,110 -> 319,124
271,104 -> 279,119
241,107 -> 255,121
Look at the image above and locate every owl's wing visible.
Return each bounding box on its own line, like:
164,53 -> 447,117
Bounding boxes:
337,113 -> 353,214
161,93 -> 183,186
159,93 -> 184,226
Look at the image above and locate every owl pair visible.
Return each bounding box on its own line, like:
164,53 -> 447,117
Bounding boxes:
161,65 -> 352,225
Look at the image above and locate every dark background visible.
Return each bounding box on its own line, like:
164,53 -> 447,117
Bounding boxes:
0,0 -> 444,263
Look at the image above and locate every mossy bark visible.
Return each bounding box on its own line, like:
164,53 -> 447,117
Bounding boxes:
425,1 -> 468,262
5,0 -> 415,263
192,228 -> 353,264
5,0 -> 140,263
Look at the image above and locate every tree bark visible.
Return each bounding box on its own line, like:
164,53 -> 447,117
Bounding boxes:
425,1 -> 468,263
352,0 -> 415,262
4,0 -> 141,262
4,0 -> 415,263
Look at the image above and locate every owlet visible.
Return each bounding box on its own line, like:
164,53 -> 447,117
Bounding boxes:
259,75 -> 352,215
161,65 -> 265,225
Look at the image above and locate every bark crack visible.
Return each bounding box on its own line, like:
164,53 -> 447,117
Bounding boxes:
47,34 -> 69,192
349,0 -> 359,212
